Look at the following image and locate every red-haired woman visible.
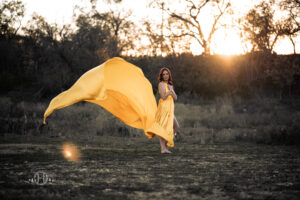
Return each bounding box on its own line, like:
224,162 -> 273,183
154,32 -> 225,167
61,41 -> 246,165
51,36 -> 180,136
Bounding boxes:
146,67 -> 180,153
157,67 -> 180,153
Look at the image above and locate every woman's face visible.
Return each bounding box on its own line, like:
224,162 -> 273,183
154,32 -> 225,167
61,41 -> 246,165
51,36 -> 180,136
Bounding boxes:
162,70 -> 169,82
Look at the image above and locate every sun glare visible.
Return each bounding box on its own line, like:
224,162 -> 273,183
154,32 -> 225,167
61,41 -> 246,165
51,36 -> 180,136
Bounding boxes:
213,29 -> 244,55
190,29 -> 244,55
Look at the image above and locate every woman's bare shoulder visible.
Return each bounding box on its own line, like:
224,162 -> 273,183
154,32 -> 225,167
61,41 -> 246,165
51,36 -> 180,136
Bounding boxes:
158,82 -> 164,87
158,82 -> 165,91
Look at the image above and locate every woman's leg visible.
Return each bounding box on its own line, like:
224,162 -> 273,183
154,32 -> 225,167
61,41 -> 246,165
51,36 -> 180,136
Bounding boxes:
159,137 -> 166,150
160,115 -> 179,154
160,137 -> 171,153
164,115 -> 180,150
173,115 -> 180,134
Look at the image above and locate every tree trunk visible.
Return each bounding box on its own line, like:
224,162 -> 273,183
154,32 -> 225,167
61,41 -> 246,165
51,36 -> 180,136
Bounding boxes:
289,35 -> 296,55
202,43 -> 210,56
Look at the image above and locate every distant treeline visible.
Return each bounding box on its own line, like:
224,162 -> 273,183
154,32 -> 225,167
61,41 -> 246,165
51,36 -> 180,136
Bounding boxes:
1,32 -> 300,101
1,0 -> 300,102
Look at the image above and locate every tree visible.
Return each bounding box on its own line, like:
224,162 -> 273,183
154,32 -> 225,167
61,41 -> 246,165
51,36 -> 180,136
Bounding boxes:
24,13 -> 72,43
264,55 -> 300,99
21,13 -> 75,93
93,11 -> 135,57
0,0 -> 24,39
278,0 -> 300,54
142,21 -> 165,56
151,0 -> 231,55
240,1 -> 280,53
141,17 -> 191,56
71,13 -> 111,68
89,0 -> 123,10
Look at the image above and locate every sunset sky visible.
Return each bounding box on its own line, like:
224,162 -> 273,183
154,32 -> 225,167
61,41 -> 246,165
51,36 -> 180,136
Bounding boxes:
20,0 -> 299,55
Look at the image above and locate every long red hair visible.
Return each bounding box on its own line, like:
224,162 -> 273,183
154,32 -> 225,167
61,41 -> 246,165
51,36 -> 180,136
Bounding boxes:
157,67 -> 174,89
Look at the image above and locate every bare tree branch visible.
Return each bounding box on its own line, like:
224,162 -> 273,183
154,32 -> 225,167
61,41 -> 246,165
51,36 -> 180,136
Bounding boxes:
155,0 -> 231,55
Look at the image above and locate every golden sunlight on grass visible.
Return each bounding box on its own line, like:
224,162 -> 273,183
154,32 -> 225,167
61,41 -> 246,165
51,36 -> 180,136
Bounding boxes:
62,142 -> 81,162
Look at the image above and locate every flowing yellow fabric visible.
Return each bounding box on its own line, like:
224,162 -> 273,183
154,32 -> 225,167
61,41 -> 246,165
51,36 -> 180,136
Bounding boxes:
43,57 -> 175,146
144,82 -> 174,147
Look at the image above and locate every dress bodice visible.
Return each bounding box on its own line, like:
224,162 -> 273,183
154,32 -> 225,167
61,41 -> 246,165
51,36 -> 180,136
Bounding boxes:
163,82 -> 169,92
161,81 -> 173,101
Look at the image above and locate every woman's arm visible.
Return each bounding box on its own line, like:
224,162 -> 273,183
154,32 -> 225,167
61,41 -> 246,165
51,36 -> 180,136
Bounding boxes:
159,82 -> 171,100
169,85 -> 177,101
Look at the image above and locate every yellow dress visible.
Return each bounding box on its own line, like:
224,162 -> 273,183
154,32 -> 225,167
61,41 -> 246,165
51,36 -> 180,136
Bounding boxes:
145,82 -> 175,147
43,57 -> 175,147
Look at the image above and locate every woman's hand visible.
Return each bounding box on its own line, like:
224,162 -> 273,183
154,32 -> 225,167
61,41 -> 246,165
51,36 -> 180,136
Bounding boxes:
167,84 -> 174,93
168,84 -> 177,100
159,82 -> 172,100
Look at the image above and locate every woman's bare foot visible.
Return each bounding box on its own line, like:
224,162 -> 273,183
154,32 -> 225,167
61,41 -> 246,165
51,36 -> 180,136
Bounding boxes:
161,148 -> 172,154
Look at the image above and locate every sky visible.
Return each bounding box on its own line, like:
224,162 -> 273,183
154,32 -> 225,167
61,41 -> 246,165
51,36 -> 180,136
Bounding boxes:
19,0 -> 299,55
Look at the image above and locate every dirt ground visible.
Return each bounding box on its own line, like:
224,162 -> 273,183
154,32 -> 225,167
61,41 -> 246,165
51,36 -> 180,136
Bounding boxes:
0,135 -> 300,200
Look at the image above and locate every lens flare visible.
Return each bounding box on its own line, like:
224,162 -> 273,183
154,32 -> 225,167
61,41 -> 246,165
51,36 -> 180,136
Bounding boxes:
62,142 -> 80,162
65,151 -> 72,157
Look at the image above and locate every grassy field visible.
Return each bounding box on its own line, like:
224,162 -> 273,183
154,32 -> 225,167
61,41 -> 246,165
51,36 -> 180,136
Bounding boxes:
0,136 -> 300,200
1,96 -> 300,199
1,95 -> 300,145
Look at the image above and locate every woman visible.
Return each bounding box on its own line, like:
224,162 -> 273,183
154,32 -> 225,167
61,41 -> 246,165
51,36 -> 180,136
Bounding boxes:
156,67 -> 180,153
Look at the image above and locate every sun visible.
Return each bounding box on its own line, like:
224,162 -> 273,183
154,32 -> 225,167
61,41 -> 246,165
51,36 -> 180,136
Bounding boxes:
212,29 -> 245,55
190,28 -> 245,55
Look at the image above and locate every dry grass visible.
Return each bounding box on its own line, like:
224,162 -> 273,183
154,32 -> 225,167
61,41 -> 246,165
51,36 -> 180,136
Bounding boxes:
1,95 -> 300,145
